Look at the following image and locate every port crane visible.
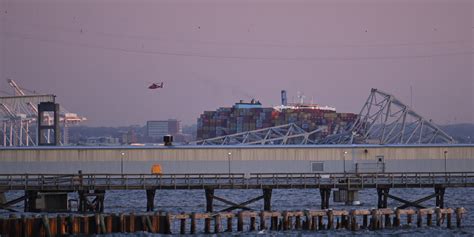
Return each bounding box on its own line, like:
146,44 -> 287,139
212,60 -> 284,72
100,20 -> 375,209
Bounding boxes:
0,79 -> 87,146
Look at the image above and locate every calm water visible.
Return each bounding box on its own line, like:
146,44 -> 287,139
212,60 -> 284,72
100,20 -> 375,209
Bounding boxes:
2,188 -> 473,236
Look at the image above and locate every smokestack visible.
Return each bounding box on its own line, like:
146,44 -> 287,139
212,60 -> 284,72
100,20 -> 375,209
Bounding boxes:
281,90 -> 287,106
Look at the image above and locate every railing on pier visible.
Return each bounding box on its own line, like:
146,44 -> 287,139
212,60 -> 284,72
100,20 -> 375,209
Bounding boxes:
1,172 -> 474,191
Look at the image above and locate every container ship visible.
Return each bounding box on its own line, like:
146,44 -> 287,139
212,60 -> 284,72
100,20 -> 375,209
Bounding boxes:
197,90 -> 358,140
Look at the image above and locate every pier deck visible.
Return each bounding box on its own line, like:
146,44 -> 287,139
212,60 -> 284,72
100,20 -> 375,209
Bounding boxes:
1,172 -> 474,191
1,172 -> 473,213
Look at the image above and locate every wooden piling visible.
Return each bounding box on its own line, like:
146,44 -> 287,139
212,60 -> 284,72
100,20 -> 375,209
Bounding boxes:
287,215 -> 293,230
304,210 -> 312,231
0,218 -> 5,236
271,216 -> 279,230
349,210 -> 358,231
407,213 -> 412,225
55,215 -> 62,237
164,213 -> 172,234
427,210 -> 433,226
237,212 -> 244,232
447,211 -> 452,229
180,215 -> 186,234
370,209 -> 379,230
105,215 -> 113,233
189,212 -> 196,235
456,207 -> 465,228
394,209 -> 401,227
205,216 -> 211,234
362,214 -> 368,229
318,215 -> 324,230
250,216 -> 256,231
227,215 -> 233,232
7,215 -> 19,237
341,215 -> 347,229
152,212 -> 160,233
69,216 -> 77,234
144,215 -> 153,233
327,210 -> 334,230
383,213 -> 390,228
259,211 -> 266,230
42,215 -> 52,237
435,207 -> 442,226
128,213 -> 135,233
94,214 -> 101,234
119,213 -> 125,233
295,214 -> 302,230
281,211 -> 289,230
21,215 -> 28,237
215,214 -> 222,233
417,210 -> 422,227
85,216 -> 93,235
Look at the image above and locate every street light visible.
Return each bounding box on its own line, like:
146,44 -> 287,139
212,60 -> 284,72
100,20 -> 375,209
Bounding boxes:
343,151 -> 348,175
444,150 -> 448,173
121,152 -> 125,175
227,152 -> 232,177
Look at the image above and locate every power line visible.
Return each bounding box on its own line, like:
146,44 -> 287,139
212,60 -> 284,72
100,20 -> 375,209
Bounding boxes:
3,18 -> 474,50
3,31 -> 474,62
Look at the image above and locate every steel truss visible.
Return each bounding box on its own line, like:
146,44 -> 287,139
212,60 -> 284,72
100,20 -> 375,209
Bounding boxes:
194,88 -> 454,146
323,88 -> 455,144
193,123 -> 323,145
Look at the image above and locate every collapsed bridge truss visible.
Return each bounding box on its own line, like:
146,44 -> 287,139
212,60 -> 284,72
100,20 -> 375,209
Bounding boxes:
194,88 -> 455,145
193,123 -> 323,145
323,88 -> 455,144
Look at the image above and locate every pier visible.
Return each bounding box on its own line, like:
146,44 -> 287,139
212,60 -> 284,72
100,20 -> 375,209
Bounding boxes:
1,172 -> 473,213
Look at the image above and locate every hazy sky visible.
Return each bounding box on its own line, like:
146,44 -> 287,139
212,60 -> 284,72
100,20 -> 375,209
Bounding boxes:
0,0 -> 472,126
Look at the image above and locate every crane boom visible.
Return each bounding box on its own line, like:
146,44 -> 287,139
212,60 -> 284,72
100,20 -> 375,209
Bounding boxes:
7,79 -> 25,96
7,79 -> 38,114
0,103 -> 17,118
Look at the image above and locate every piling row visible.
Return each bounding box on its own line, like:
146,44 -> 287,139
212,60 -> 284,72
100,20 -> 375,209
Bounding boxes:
0,207 -> 466,236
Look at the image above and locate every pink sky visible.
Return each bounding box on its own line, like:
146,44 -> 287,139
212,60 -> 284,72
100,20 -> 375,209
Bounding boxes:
0,0 -> 472,126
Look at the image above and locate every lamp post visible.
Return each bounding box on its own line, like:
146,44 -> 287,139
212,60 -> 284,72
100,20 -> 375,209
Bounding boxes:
444,150 -> 448,174
227,152 -> 232,177
121,152 -> 125,175
343,151 -> 348,175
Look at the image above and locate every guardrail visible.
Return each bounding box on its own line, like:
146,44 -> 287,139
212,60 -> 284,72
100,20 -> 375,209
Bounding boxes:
1,172 -> 474,191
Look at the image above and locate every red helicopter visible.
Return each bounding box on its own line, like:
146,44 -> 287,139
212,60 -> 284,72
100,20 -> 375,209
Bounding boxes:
148,82 -> 163,89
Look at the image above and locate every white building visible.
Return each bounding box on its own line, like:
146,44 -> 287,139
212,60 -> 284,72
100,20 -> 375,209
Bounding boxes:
146,120 -> 181,139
